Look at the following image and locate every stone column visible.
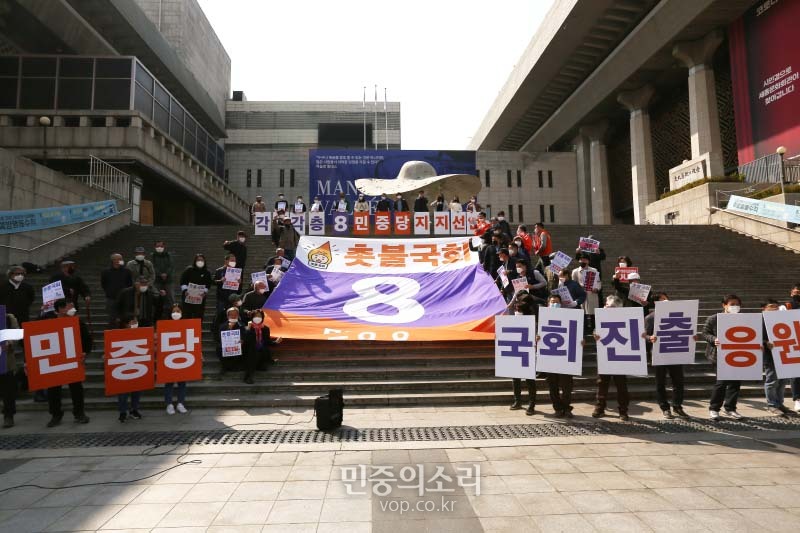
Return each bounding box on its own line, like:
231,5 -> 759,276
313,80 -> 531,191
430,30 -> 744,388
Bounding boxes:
673,29 -> 724,177
572,133 -> 593,225
579,121 -> 613,225
617,85 -> 657,225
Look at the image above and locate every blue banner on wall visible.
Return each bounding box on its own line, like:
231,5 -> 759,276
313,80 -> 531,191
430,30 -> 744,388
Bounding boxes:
0,200 -> 118,235
726,195 -> 800,224
309,150 -> 476,223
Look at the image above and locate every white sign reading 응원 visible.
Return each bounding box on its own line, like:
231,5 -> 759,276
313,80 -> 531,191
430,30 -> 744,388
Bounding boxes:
717,313 -> 763,381
763,309 -> 800,379
536,307 -> 584,376
495,315 -> 536,379
652,300 -> 698,366
595,307 -> 647,376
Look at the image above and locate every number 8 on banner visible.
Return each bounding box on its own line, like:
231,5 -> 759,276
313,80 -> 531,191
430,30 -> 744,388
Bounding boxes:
342,277 -> 425,324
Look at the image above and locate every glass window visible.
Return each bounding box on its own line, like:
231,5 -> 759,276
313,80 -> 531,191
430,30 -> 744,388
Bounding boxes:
22,57 -> 56,77
153,102 -> 169,131
134,84 -> 152,118
134,64 -> 154,94
548,171 -> 553,188
20,78 -> 55,108
539,204 -> 545,222
549,205 -> 555,223
0,78 -> 18,108
95,58 -> 131,78
185,130 -> 196,156
153,82 -> 169,109
94,79 -> 131,109
170,98 -> 184,121
169,115 -> 183,143
518,205 -> 524,222
517,170 -> 522,187
280,169 -> 285,188
257,169 -> 262,187
485,170 -> 490,187
59,58 -> 92,78
506,170 -> 512,188
0,56 -> 19,76
57,78 -> 92,109
538,170 -> 543,188
508,204 -> 514,223
246,173 -> 251,187
290,169 -> 295,187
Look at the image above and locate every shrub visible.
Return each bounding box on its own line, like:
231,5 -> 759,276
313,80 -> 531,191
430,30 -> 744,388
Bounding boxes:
659,174 -> 744,199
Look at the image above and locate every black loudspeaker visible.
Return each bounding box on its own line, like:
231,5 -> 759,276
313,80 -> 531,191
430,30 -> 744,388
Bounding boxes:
314,389 -> 344,431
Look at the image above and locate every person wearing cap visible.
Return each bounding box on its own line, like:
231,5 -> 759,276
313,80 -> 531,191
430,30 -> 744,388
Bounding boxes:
101,253 -> 132,328
250,195 -> 267,222
334,192 -> 351,213
533,222 -> 553,267
116,276 -> 157,327
50,260 -> 90,311
572,252 -> 601,332
354,194 -> 370,212
179,254 -> 212,319
45,299 -> 91,427
223,231 -> 248,272
0,265 -> 35,325
413,190 -> 428,213
614,271 -> 649,310
125,247 -> 155,288
274,193 -> 288,212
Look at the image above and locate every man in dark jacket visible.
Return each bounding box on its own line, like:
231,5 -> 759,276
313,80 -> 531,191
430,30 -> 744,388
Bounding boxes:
645,292 -> 689,420
376,194 -> 392,212
101,253 -> 133,328
705,294 -> 745,421
45,299 -> 91,427
214,253 -> 243,314
152,240 -> 174,319
413,191 -> 428,212
0,265 -> 35,324
116,276 -> 157,327
50,261 -> 90,311
394,194 -> 409,212
242,281 -> 269,320
223,231 -> 248,272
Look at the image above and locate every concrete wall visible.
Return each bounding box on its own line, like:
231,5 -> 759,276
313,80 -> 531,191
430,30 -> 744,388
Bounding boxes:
0,149 -> 131,268
712,209 -> 800,254
135,0 -> 231,121
645,182 -> 751,225
225,147 -> 309,206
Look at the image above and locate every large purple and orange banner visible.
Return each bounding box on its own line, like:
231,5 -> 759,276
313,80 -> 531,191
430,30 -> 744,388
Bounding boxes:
729,0 -> 800,163
264,236 -> 506,341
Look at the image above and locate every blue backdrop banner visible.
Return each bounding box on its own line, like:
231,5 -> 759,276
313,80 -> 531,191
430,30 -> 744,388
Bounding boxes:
309,149 -> 476,223
0,200 -> 118,234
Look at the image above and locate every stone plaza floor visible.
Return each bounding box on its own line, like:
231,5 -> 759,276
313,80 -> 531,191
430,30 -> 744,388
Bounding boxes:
1,398 -> 800,532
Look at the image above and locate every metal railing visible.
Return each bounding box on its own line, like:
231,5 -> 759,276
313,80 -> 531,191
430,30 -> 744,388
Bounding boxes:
0,208 -> 131,253
785,160 -> 800,183
739,153 -> 783,184
715,185 -> 758,209
68,156 -> 130,202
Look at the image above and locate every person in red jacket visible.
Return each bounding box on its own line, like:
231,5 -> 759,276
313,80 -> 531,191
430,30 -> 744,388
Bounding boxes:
515,225 -> 533,253
473,212 -> 492,237
533,222 -> 553,267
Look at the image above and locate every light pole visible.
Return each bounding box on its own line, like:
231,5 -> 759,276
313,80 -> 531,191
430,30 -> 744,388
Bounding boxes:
39,116 -> 51,166
777,146 -> 787,198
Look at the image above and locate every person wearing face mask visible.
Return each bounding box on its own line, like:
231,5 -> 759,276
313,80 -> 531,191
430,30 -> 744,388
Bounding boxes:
509,242 -> 533,273
274,193 -> 288,212
376,193 -> 392,212
116,276 -> 157,328
512,261 -> 547,311
433,194 -> 446,212
515,225 -> 533,254
151,241 -> 174,319
101,253 -> 133,328
592,295 -> 632,421
532,222 -> 553,267
466,196 -> 480,213
223,231 -> 249,272
557,269 -> 587,309
494,211 -> 511,237
310,196 -> 323,213
413,190 -> 428,213
163,304 -> 190,415
354,194 -> 370,212
508,293 -> 538,415
495,248 -> 517,301
213,294 -> 245,371
785,284 -> 800,412
242,281 -> 270,319
218,306 -> 245,373
125,246 -> 155,293
575,235 -> 607,301
646,292 -> 690,420
449,196 -> 463,213
179,253 -> 212,320
243,309 -> 283,384
214,253 -> 243,315
761,299 -> 792,417
250,194 -> 267,223
265,248 -> 292,271
473,212 -> 492,237
50,260 -> 90,311
394,193 -> 409,212
335,192 -> 350,213
44,299 -> 91,427
572,253 -> 601,332
271,210 -> 285,246
294,196 -> 307,214
0,265 -> 35,325
705,294 -> 745,421
278,218 -> 300,261
115,316 -> 144,423
540,295 -> 577,418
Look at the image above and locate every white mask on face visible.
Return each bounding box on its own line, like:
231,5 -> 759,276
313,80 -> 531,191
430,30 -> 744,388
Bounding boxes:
559,278 -> 567,285
195,261 -> 205,268
619,262 -> 627,267
138,285 -> 149,293
549,303 -> 561,309
252,316 -> 263,324
234,301 -> 242,307
228,261 -> 236,268
514,311 -> 523,316
12,274 -> 23,282
727,305 -> 741,314
497,216 -> 505,221
130,322 -> 138,328
155,247 -> 165,253
228,318 -> 238,324
117,260 -> 125,267
135,255 -> 145,262
516,268 -> 524,274
238,237 -> 246,243
66,308 -> 77,316
171,312 -> 182,320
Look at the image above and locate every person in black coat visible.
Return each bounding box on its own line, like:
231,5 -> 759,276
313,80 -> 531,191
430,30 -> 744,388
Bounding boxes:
101,253 -> 133,327
704,294 -> 745,420
218,306 -> 245,373
0,265 -> 35,324
394,194 -> 409,212
242,281 -> 269,320
179,253 -> 212,319
242,309 -> 281,384
376,194 -> 392,212
223,231 -> 248,272
45,299 -> 91,427
214,253 -> 243,315
494,211 -> 512,238
432,194 -> 446,212
50,261 -> 90,311
116,276 -> 157,327
413,191 -> 428,212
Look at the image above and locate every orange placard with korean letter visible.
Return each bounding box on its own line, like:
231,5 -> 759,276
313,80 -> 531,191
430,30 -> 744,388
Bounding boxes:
353,213 -> 370,235
374,213 -> 391,235
104,327 -> 155,396
23,317 -> 85,390
156,319 -> 203,384
394,212 -> 411,235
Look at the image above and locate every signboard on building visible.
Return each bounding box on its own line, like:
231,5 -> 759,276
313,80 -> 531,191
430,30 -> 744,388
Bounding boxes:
668,157 -> 707,190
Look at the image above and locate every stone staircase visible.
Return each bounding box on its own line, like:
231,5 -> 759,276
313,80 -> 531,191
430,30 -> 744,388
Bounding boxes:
14,224 -> 800,411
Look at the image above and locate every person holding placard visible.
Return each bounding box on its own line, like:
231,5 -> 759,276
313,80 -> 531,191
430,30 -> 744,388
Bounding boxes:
782,284 -> 800,413
50,260 -> 90,311
179,254 -> 212,320
572,253 -> 601,332
163,304 -> 192,415
223,231 -> 249,272
645,292 -> 691,420
116,276 -> 158,328
218,306 -> 245,373
508,294 -> 538,415
114,316 -> 145,423
704,294 -> 745,421
761,300 -> 793,416
556,269 -> 587,310
45,299 -> 91,427
540,294 -> 579,418
354,194 -> 370,213
1,310 -> 20,428
214,253 -> 242,315
274,193 -> 288,212
243,309 -> 282,384
592,295 -> 631,421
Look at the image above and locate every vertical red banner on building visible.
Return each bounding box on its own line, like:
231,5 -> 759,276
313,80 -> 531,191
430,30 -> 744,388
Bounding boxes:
353,213 -> 370,235
156,318 -> 203,384
23,317 -> 85,391
394,212 -> 411,235
374,213 -> 391,235
104,327 -> 155,396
